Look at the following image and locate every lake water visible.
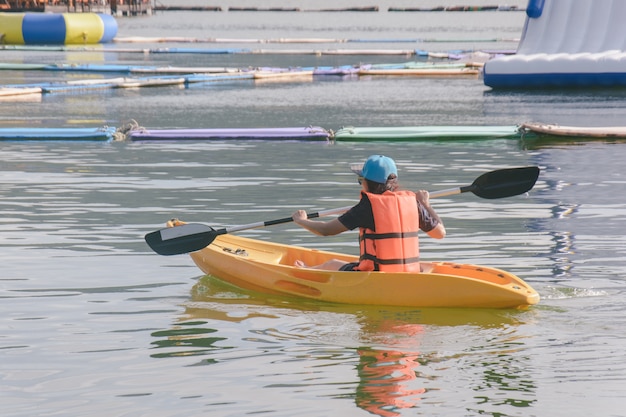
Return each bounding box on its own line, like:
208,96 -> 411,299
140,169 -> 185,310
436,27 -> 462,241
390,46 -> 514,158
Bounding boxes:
2,2 -> 626,416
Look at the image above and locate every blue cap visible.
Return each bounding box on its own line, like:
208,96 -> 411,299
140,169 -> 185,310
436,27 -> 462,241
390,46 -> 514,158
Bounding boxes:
353,155 -> 398,184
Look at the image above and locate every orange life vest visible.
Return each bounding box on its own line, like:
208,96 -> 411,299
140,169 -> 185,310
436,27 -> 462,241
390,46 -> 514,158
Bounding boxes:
355,190 -> 421,272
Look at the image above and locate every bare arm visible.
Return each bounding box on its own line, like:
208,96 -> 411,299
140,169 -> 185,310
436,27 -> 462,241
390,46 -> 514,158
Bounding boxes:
292,210 -> 349,236
415,190 -> 446,239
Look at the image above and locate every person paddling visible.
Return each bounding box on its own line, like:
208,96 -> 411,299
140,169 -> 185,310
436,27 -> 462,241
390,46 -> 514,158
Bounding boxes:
292,155 -> 446,271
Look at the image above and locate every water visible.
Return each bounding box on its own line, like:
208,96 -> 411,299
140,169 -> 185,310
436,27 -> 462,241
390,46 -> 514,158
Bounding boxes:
2,2 -> 626,416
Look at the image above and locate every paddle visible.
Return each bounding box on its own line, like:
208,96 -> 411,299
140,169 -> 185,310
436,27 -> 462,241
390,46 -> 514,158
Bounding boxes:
145,166 -> 539,255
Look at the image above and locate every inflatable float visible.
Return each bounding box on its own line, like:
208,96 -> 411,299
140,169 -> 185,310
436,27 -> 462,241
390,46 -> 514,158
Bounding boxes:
0,126 -> 118,141
520,122 -> 626,138
484,0 -> 626,88
5,123 -> 626,142
126,126 -> 330,141
0,12 -> 117,45
333,126 -> 525,141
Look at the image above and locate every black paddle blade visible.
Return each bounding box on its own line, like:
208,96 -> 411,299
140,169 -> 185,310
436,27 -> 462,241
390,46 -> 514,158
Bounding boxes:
145,223 -> 221,255
465,166 -> 540,199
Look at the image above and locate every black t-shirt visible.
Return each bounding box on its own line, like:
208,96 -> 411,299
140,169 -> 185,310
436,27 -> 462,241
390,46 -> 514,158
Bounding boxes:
338,192 -> 438,233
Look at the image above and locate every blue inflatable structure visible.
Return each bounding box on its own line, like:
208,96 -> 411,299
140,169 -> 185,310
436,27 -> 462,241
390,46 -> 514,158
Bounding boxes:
484,0 -> 626,88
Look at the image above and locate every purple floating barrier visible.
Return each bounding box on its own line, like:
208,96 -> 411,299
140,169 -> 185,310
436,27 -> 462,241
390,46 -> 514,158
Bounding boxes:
128,127 -> 330,141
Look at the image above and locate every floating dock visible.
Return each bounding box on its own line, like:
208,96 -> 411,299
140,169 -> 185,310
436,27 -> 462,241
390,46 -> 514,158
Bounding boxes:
0,61 -> 486,98
3,123 -> 626,142
0,126 -> 118,141
520,122 -> 626,138
127,126 -> 331,141
333,126 -> 525,141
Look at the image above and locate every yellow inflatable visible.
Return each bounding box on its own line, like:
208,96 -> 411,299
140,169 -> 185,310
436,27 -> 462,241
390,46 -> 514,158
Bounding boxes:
0,12 -> 117,45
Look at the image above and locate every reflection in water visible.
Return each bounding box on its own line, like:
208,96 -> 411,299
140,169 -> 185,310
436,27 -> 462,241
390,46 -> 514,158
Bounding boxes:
548,230 -> 576,278
150,324 -> 229,360
543,202 -> 579,280
526,170 -> 581,281
466,334 -> 537,414
356,348 -> 425,417
147,275 -> 538,415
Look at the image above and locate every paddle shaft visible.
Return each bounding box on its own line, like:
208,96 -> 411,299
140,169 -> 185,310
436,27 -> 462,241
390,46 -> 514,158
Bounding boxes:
219,186 -> 471,234
430,186 -> 471,199
224,206 -> 350,234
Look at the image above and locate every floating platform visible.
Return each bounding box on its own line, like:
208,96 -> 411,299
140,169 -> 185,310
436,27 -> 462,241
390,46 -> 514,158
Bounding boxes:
253,69 -> 314,80
358,67 -> 480,77
126,127 -> 330,141
0,87 -> 42,97
153,5 -> 222,11
0,126 -> 118,141
0,73 -> 254,95
0,12 -> 117,45
228,7 -> 301,12
388,5 -> 520,12
4,123 -> 625,142
147,5 -> 522,13
0,61 -> 487,97
333,125 -> 524,141
520,122 -> 626,138
0,43 -> 502,60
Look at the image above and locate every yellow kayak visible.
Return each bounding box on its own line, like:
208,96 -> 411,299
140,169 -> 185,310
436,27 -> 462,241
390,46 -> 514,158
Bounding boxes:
189,234 -> 539,309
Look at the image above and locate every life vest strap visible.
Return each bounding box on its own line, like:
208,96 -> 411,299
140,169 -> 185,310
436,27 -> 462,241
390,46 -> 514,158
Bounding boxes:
360,231 -> 419,240
360,253 -> 420,265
